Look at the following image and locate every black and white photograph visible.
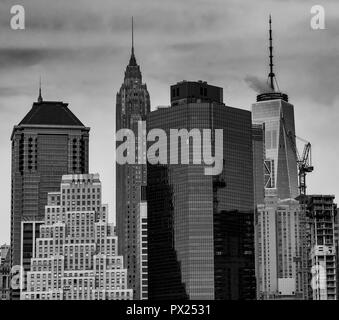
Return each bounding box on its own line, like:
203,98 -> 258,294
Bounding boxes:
0,0 -> 338,316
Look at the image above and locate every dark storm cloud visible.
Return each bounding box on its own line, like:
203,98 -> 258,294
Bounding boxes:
0,48 -> 62,68
0,46 -> 124,70
0,1 -> 110,31
0,86 -> 29,97
0,0 -> 226,34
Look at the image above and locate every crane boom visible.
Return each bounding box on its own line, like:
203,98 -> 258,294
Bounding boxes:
281,115 -> 314,300
281,116 -> 314,196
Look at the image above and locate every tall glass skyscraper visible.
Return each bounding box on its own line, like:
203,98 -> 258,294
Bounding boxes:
10,92 -> 89,298
252,17 -> 304,299
252,93 -> 306,298
147,81 -> 256,300
252,123 -> 265,205
115,20 -> 150,299
252,94 -> 298,200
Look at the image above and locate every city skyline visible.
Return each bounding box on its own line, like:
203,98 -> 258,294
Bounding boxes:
1,0 -> 339,247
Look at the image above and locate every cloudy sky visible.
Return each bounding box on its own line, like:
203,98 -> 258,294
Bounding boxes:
0,0 -> 338,244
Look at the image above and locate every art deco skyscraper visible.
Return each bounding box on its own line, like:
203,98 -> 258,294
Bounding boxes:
147,81 -> 256,300
20,174 -> 133,300
115,19 -> 150,300
11,89 -> 89,298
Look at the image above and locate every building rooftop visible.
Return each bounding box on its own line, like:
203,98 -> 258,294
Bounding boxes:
170,80 -> 223,106
256,92 -> 289,102
18,101 -> 85,127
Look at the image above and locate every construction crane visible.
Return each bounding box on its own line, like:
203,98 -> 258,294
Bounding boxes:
289,135 -> 313,197
281,116 -> 314,197
282,116 -> 314,299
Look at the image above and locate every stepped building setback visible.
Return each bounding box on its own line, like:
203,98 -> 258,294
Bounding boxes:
21,174 -> 133,300
10,90 -> 89,300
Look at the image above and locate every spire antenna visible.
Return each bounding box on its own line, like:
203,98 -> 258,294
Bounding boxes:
132,16 -> 134,55
38,76 -> 43,103
268,14 -> 275,91
128,17 -> 137,67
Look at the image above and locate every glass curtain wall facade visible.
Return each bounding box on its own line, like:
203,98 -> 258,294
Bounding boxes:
252,97 -> 298,200
147,81 -> 256,300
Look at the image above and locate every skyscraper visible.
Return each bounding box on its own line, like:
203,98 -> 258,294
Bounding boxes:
252,123 -> 265,205
136,193 -> 148,300
0,244 -> 10,265
115,19 -> 150,299
251,17 -> 298,200
252,123 -> 265,299
307,195 -> 337,300
11,90 -> 89,298
335,209 -> 339,298
147,80 -> 256,300
0,248 -> 10,300
21,174 -> 133,300
252,17 -> 303,299
256,194 -> 303,299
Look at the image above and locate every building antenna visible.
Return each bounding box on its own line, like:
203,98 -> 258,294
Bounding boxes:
268,15 -> 275,92
38,76 -> 43,103
132,16 -> 134,56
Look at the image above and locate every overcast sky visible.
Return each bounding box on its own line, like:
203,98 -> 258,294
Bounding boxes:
0,0 -> 338,244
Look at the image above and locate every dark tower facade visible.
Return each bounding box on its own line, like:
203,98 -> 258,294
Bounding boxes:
147,81 -> 256,299
10,93 -> 89,298
115,19 -> 150,299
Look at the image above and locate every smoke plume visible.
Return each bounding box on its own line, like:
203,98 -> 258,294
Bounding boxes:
244,75 -> 273,94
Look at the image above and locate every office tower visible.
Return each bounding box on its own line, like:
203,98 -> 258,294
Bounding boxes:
147,80 -> 256,300
307,195 -> 337,300
251,17 -> 298,200
252,124 -> 265,298
11,90 -> 89,298
0,244 -> 10,265
335,209 -> 339,298
252,124 -> 265,205
251,82 -> 298,199
21,174 -> 133,300
0,244 -> 11,300
252,17 -> 304,299
256,193 -> 303,299
135,187 -> 148,300
21,221 -> 44,275
115,19 -> 150,299
0,249 -> 11,300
